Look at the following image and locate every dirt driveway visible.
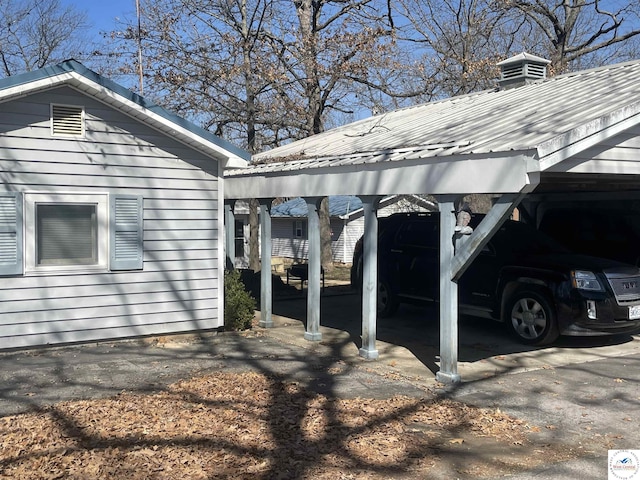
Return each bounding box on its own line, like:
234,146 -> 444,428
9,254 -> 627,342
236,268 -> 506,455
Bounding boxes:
0,286 -> 638,479
268,287 -> 640,478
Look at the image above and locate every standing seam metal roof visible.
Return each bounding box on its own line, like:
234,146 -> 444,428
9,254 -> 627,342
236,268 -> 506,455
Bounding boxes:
227,60 -> 640,177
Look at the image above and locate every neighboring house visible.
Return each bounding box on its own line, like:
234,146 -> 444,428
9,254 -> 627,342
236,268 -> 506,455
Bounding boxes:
270,195 -> 435,263
0,60 -> 249,350
230,200 -> 251,268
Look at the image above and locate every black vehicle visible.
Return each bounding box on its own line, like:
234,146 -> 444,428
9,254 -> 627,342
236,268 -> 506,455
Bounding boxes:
538,207 -> 640,266
351,212 -> 640,345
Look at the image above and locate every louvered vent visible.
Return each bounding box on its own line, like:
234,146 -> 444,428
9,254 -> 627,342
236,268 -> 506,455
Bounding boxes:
497,53 -> 550,89
501,64 -> 525,80
51,104 -> 84,137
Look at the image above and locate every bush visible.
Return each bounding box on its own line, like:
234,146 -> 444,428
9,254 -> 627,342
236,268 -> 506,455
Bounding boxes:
224,269 -> 256,331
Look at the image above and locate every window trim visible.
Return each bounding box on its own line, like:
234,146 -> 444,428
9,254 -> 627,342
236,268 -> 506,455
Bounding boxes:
24,192 -> 108,275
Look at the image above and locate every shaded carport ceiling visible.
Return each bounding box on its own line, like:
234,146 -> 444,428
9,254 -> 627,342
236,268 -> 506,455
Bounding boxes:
225,59 -> 640,198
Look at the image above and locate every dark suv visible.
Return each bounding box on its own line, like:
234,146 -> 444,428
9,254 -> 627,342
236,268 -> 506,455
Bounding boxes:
538,207 -> 640,266
351,213 -> 640,345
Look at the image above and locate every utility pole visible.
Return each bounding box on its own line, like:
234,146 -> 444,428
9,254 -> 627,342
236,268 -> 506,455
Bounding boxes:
136,0 -> 144,94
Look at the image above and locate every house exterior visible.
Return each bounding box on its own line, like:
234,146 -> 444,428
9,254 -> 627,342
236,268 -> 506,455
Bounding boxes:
270,195 -> 435,263
0,61 -> 249,350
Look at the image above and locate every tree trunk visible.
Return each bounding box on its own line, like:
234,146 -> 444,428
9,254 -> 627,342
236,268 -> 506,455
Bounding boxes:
319,197 -> 333,272
249,198 -> 260,271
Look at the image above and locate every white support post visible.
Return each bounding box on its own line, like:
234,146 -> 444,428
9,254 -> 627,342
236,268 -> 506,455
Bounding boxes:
359,196 -> 381,360
259,199 -> 273,328
304,197 -> 322,341
224,201 -> 236,270
436,196 -> 461,384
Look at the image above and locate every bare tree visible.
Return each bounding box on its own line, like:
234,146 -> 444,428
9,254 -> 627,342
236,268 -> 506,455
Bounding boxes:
503,0 -> 640,73
111,0 -> 281,150
265,0 -> 397,269
265,0 -> 397,135
396,0 -> 515,97
396,0 -> 640,98
0,0 -> 89,77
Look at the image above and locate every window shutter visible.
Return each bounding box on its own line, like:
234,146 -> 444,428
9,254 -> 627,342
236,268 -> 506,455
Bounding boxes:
110,194 -> 143,270
0,193 -> 23,276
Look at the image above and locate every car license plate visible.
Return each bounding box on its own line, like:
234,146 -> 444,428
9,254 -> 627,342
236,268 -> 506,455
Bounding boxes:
630,305 -> 640,320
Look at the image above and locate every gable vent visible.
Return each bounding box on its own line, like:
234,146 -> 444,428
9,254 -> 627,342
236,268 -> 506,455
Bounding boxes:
51,104 -> 84,137
497,52 -> 551,89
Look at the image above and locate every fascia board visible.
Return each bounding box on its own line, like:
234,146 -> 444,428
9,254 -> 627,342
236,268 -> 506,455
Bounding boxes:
225,151 -> 537,199
0,72 -> 75,104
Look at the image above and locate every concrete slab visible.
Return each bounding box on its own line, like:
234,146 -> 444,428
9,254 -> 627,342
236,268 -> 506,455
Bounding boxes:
268,290 -> 640,383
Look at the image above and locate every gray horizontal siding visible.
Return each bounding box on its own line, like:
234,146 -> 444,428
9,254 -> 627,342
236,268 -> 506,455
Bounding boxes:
333,217 -> 363,264
271,218 -> 308,260
270,217 -> 361,263
2,313 -> 218,350
549,127 -> 640,173
0,86 -> 223,349
1,276 -> 216,302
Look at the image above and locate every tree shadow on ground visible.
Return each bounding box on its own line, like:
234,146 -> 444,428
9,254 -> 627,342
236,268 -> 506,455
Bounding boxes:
0,328 -> 572,479
272,286 -> 638,377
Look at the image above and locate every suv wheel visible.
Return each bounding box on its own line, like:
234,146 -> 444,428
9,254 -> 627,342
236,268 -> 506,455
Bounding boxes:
377,278 -> 399,318
505,289 -> 559,345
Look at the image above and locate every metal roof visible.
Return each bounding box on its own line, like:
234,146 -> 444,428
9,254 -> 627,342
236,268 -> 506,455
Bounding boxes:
227,59 -> 640,178
0,60 -> 250,167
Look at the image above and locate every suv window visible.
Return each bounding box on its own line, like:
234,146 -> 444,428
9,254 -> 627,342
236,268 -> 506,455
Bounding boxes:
539,208 -> 640,264
395,220 -> 438,248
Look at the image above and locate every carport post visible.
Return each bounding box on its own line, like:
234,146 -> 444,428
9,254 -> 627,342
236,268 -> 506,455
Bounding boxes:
304,197 -> 323,341
224,201 -> 236,270
258,199 -> 273,328
360,196 -> 382,360
436,196 -> 461,384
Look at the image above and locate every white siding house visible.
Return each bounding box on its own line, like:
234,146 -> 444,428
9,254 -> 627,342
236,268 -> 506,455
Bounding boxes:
0,61 -> 249,350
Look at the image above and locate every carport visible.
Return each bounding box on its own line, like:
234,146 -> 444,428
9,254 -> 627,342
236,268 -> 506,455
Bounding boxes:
224,53 -> 640,383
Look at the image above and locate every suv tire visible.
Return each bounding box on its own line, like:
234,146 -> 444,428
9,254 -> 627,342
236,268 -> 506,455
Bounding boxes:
505,289 -> 559,345
377,278 -> 399,318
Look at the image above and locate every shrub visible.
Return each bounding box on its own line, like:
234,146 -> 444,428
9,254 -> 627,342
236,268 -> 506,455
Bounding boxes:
224,269 -> 256,331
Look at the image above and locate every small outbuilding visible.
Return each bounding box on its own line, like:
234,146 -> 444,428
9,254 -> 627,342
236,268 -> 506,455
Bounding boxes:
0,61 -> 249,349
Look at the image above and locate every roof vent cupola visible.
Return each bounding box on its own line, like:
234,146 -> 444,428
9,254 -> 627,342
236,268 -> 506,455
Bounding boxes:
497,52 -> 551,89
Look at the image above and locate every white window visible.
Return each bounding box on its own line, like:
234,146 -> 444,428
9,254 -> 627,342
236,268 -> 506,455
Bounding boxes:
293,220 -> 307,239
24,193 -> 108,274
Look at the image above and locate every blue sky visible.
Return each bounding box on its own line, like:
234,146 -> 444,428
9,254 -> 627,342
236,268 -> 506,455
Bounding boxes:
63,0 -> 137,35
